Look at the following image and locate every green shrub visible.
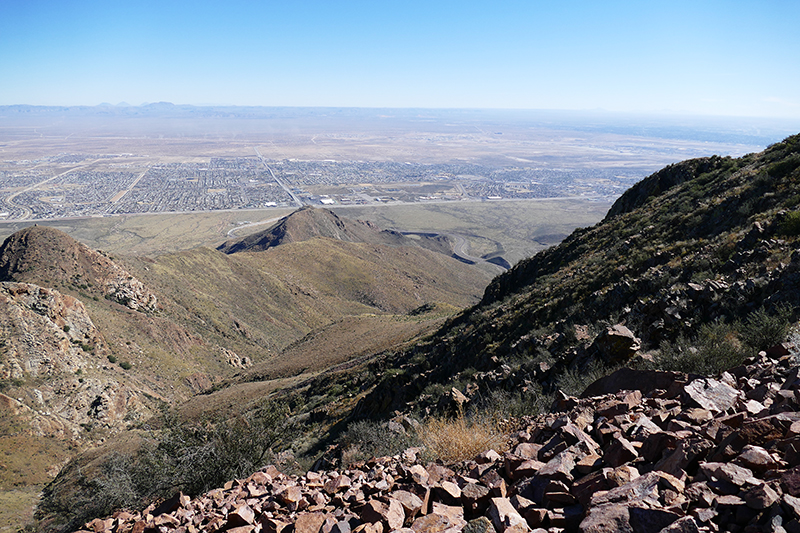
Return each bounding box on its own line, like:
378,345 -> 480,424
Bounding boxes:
38,400 -> 296,531
655,321 -> 743,375
739,304 -> 793,354
340,419 -> 417,463
481,386 -> 553,419
779,211 -> 800,236
119,361 -> 132,370
107,355 -> 117,364
556,361 -> 613,396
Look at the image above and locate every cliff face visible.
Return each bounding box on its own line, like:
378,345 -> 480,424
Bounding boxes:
0,282 -> 161,439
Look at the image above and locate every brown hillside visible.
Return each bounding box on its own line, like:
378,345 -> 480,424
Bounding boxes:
0,226 -> 157,312
217,206 -> 451,255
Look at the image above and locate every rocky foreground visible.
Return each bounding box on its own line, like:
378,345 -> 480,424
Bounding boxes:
76,345 -> 800,533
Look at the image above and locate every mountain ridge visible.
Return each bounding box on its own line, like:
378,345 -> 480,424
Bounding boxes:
352,133 -> 800,417
217,206 -> 452,256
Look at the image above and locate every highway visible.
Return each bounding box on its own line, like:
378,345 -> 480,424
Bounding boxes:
253,147 -> 303,208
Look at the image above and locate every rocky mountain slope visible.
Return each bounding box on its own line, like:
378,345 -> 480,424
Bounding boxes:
24,134 -> 800,533
355,134 -> 800,417
0,212 -> 491,530
67,343 -> 800,533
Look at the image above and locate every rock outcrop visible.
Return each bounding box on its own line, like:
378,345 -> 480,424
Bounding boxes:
0,282 -> 107,379
0,281 -> 161,438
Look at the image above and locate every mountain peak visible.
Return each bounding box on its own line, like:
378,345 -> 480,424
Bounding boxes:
0,225 -> 157,312
217,207 -> 449,255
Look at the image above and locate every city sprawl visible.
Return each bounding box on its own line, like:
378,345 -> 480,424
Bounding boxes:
0,154 -> 643,220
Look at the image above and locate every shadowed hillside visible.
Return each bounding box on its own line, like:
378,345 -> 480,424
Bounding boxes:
217,206 -> 452,256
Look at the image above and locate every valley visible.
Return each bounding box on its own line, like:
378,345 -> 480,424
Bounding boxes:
0,106 -> 798,533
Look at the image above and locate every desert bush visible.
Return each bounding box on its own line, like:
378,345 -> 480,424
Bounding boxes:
778,211 -> 800,236
419,407 -> 507,463
340,419 -> 417,464
37,399 -> 296,532
556,361 -> 613,396
655,321 -> 743,375
481,387 -> 552,419
739,304 -> 793,353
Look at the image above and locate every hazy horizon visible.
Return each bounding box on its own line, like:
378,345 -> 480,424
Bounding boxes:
2,1 -> 799,119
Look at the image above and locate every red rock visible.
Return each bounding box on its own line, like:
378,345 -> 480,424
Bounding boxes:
295,512 -> 329,533
408,465 -> 430,486
578,503 -> 631,533
324,475 -> 352,494
434,481 -> 462,505
227,527 -> 255,533
513,443 -> 542,460
227,505 -> 256,528
430,502 -> 465,528
476,450 -> 502,464
572,470 -> 612,506
259,517 -> 292,533
783,494 -> 800,518
739,417 -> 787,446
360,499 -> 405,530
278,485 -> 304,505
603,436 -> 638,468
737,445 -> 779,473
698,462 -> 757,487
511,459 -> 545,481
410,513 -> 454,533
628,507 -> 681,533
684,378 -> 740,414
392,490 -> 424,518
480,469 -> 507,498
744,483 -> 779,509
654,437 -> 712,478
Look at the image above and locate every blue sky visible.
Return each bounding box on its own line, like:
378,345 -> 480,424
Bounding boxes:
1,0 -> 799,118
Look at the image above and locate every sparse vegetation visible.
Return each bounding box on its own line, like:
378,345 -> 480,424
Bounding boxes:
418,407 -> 507,463
340,420 -> 417,464
38,400 -> 297,532
739,304 -> 794,354
778,210 -> 800,236
655,321 -> 743,376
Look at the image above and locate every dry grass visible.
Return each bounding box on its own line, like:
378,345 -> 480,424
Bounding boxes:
419,408 -> 508,463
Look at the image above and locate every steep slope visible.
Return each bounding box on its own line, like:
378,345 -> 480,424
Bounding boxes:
217,206 -> 451,255
354,133 -> 800,416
